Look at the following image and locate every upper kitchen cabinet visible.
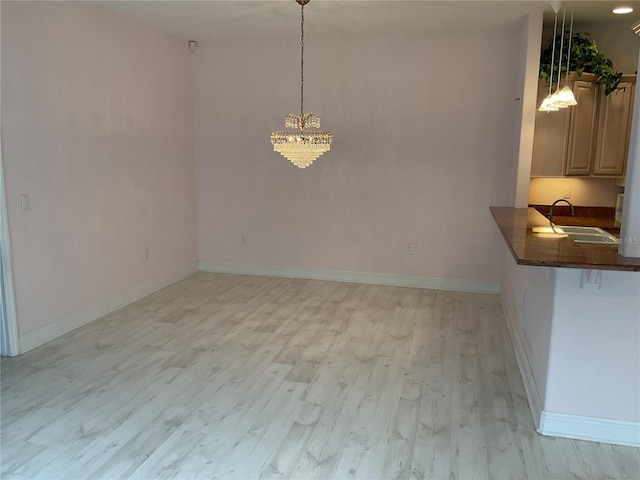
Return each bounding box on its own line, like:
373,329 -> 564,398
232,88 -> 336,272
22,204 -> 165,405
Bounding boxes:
564,79 -> 599,176
593,75 -> 635,176
531,73 -> 636,178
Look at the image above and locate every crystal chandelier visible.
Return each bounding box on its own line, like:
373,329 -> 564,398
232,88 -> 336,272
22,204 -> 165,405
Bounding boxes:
271,0 -> 332,168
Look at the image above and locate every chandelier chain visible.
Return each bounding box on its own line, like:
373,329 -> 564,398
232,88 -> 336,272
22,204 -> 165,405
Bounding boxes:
300,4 -> 304,118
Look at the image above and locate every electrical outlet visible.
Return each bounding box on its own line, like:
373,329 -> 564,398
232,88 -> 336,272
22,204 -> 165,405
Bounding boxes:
406,244 -> 413,255
562,186 -> 571,199
580,269 -> 601,290
241,235 -> 247,245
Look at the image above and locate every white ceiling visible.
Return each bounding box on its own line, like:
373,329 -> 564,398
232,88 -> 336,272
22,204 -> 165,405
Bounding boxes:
93,1 -> 640,42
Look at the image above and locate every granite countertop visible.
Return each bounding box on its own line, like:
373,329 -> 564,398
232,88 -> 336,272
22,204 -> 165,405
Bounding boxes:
490,207 -> 640,272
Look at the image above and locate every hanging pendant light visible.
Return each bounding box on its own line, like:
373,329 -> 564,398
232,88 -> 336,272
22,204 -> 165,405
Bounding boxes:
539,1 -> 561,112
271,0 -> 333,168
554,6 -> 578,107
539,94 -> 560,112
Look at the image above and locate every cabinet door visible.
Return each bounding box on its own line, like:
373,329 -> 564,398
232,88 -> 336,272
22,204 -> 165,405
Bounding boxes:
531,81 -> 569,177
565,80 -> 599,176
593,81 -> 635,176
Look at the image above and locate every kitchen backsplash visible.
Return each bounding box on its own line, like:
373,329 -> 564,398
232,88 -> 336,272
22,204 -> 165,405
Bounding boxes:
528,177 -> 620,207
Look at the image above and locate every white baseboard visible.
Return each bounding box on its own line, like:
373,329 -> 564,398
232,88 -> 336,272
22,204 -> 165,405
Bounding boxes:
198,262 -> 501,294
500,291 -> 640,447
499,291 -> 544,429
539,411 -> 640,447
18,263 -> 198,354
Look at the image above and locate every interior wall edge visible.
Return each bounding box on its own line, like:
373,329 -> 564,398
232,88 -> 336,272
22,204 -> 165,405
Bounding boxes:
0,144 -> 19,357
499,289 -> 543,429
17,262 -> 198,354
619,49 -> 640,258
514,10 -> 543,208
198,261 -> 501,295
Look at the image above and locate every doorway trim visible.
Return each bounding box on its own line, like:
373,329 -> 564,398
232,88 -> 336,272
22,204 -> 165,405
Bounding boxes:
1,139 -> 20,357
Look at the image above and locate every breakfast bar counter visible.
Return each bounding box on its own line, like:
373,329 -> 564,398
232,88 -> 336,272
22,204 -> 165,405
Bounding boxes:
490,207 -> 640,272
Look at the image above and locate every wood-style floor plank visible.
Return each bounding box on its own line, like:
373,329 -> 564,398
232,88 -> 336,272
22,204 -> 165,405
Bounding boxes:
2,272 -> 639,480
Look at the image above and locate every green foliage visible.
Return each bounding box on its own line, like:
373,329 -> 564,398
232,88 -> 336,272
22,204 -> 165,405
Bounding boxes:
539,32 -> 623,95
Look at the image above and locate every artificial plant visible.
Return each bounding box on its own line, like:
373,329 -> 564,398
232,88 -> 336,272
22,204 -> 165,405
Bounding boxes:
539,31 -> 623,95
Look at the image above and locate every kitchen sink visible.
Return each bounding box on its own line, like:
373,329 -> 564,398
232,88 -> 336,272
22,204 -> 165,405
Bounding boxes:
555,226 -> 604,234
531,225 -> 619,244
556,226 -> 619,245
565,232 -> 619,244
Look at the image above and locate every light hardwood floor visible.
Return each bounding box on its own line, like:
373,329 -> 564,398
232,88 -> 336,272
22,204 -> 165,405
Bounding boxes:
1,272 -> 639,480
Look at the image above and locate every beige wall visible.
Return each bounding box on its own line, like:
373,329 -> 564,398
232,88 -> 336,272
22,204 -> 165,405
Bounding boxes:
1,1 -> 197,336
193,29 -> 523,282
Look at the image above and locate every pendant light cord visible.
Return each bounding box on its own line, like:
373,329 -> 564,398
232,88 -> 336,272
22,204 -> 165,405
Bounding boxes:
300,3 -> 305,118
557,4 -> 566,90
549,8 -> 558,96
565,7 -> 574,86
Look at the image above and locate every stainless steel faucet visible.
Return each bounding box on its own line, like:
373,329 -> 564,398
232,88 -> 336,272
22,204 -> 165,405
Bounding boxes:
548,198 -> 575,226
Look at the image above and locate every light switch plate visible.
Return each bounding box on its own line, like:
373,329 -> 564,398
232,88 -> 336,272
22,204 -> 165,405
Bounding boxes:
20,194 -> 30,211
